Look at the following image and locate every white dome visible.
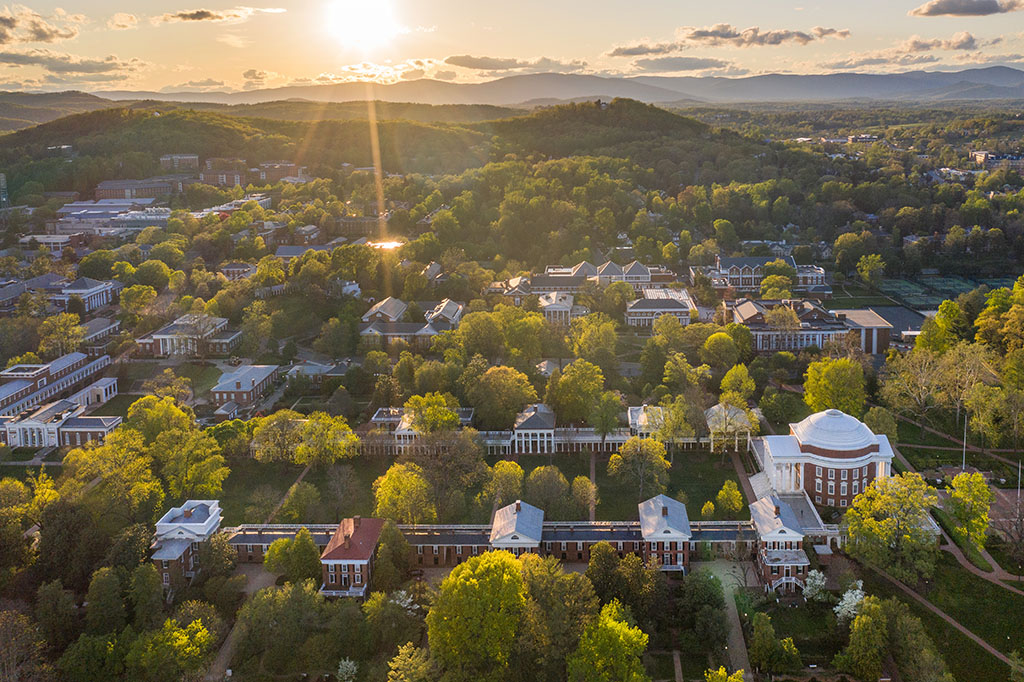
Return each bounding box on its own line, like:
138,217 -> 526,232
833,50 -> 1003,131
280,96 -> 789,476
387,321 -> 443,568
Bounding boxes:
791,409 -> 876,452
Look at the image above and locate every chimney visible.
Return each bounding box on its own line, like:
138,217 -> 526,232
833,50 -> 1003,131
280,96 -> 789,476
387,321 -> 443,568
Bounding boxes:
235,381 -> 241,390
354,515 -> 361,528
343,534 -> 351,549
515,501 -> 521,513
662,506 -> 668,517
183,508 -> 192,519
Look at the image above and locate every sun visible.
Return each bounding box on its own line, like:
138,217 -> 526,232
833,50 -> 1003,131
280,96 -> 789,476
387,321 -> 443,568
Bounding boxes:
326,0 -> 402,51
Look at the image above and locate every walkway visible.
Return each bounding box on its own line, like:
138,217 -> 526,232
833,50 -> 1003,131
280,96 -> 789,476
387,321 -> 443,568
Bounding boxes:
699,560 -> 755,681
204,564 -> 277,681
0,447 -> 57,467
729,449 -> 756,504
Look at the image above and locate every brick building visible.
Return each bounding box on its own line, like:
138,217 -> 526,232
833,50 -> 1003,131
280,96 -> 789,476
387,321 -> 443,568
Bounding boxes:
211,365 -> 280,420
151,501 -> 223,593
160,154 -> 199,170
135,314 -> 241,358
320,516 -> 386,598
0,353 -> 111,416
751,409 -> 894,510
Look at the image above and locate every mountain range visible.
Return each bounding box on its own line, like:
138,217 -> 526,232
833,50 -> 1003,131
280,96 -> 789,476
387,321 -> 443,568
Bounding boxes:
92,66 -> 1024,106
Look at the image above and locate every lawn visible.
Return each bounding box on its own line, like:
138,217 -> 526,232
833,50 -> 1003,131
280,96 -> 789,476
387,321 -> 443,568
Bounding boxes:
921,552 -> 1024,657
90,393 -> 142,417
895,417 -> 963,448
173,362 -> 223,396
932,508 -> 993,572
0,465 -> 46,482
218,459 -> 305,525
859,565 -> 1011,682
824,295 -> 893,309
987,537 -> 1024,577
754,600 -> 844,666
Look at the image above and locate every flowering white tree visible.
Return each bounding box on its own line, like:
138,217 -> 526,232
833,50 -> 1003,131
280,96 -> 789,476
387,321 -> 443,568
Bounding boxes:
337,658 -> 358,682
833,580 -> 865,623
804,569 -> 828,602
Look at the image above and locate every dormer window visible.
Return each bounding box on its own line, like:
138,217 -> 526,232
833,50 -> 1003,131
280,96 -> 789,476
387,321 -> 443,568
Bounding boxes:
663,530 -> 670,534
511,535 -> 519,540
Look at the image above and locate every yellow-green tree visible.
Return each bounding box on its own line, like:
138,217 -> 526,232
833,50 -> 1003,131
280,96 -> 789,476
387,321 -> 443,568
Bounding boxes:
608,437 -> 670,501
946,471 -> 994,554
804,357 -> 865,417
566,600 -> 650,682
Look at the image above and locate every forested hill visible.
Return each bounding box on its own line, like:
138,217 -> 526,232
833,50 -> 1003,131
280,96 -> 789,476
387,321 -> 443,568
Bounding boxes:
0,91 -> 113,132
0,100 -> 742,198
477,99 -> 708,158
130,100 -> 523,125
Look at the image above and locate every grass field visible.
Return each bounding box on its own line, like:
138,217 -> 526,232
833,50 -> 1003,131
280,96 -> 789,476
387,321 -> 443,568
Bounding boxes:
174,362 -> 223,396
932,508 -> 993,572
859,566 -> 1010,682
921,552 -> 1024,657
90,393 -> 142,417
987,538 -> 1024,577
755,600 -> 844,666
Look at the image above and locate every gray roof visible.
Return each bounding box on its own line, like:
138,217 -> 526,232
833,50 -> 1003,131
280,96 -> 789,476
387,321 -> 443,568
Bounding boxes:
63,277 -> 108,291
638,494 -> 691,540
64,416 -> 121,429
748,495 -> 804,538
151,538 -> 191,561
514,404 -> 556,430
363,296 -> 408,321
720,255 -> 797,269
213,365 -> 278,393
627,298 -> 689,311
490,500 -> 544,545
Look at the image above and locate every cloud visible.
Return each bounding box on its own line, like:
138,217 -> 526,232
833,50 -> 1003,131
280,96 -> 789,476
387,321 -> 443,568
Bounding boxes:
820,53 -> 940,70
632,56 -> 732,72
607,41 -> 679,57
217,33 -> 249,48
909,0 -> 1022,15
107,13 -> 138,30
607,24 -> 848,57
901,31 -> 979,51
676,23 -> 850,47
444,54 -> 587,73
434,70 -> 456,81
162,77 -> 225,92
183,78 -> 223,87
401,69 -> 425,80
0,7 -> 81,45
0,48 -> 141,74
153,6 -> 286,25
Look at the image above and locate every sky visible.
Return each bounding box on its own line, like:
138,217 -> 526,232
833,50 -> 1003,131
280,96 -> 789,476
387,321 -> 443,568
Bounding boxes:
4,0 -> 1024,92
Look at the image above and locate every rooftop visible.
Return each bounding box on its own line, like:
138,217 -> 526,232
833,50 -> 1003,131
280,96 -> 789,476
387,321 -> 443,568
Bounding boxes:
321,517 -> 386,561
791,409 -> 877,452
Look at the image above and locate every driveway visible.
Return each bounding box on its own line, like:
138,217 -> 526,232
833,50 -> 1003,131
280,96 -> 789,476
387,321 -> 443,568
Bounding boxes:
204,564 -> 277,681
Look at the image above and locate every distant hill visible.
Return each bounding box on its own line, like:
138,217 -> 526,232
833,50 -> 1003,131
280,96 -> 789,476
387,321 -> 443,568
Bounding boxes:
477,98 -> 707,157
127,99 -> 523,124
93,66 -> 1024,107
0,91 -> 113,131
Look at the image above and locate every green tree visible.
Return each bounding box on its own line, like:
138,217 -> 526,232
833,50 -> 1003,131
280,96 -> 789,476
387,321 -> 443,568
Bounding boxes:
715,480 -> 743,518
130,563 -> 165,631
844,473 -> 939,582
701,332 -> 740,369
946,471 -> 994,554
524,466 -> 571,519
546,360 -> 605,424
426,551 -> 526,680
0,611 -> 48,682
404,392 -> 460,433
478,460 -> 524,510
586,542 -> 623,604
250,409 -> 303,463
295,412 -> 359,467
58,631 -> 128,681
863,406 -> 899,443
151,429 -> 228,500
363,591 -> 421,658
759,274 -> 793,299
374,463 -> 437,524
721,364 -> 755,400
608,437 -> 670,501
277,481 -> 321,523
468,364 -> 540,428
857,253 -> 885,288
35,579 -> 78,650
120,284 -> 158,315
372,521 -> 411,593
590,391 -> 623,449
566,600 -> 650,682
704,667 -> 744,682
834,596 -> 887,682
264,527 -> 323,584
85,567 -> 125,635
37,312 -> 84,358
804,357 -> 866,416
386,642 -> 435,682
125,618 -> 213,682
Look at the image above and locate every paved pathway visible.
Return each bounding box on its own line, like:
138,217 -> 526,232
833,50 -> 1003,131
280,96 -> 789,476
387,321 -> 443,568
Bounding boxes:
204,564 -> 277,681
589,450 -> 597,521
728,450 -> 756,504
672,650 -> 683,682
698,560 -> 755,681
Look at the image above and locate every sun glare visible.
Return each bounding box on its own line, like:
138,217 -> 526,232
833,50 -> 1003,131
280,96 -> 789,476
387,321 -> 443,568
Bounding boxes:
326,0 -> 402,51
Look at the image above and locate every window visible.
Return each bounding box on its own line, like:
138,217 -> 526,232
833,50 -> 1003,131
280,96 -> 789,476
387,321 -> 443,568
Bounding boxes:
841,469 -> 848,480
815,465 -> 822,477
455,546 -> 462,555
815,495 -> 822,504
417,546 -> 423,555
341,564 -> 348,573
245,545 -> 252,553
815,479 -> 822,493
840,483 -> 848,496
840,498 -> 848,508
432,546 -> 438,554
828,482 -> 835,495
161,560 -> 168,569
828,469 -> 835,479
162,572 -> 169,585
853,480 -> 859,495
